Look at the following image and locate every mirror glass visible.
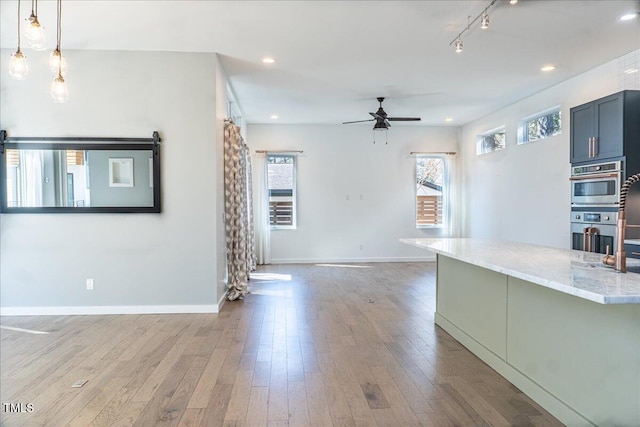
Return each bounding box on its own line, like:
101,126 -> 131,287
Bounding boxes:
2,143 -> 160,213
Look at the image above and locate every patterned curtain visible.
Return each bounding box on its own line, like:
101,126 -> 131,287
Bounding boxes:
224,122 -> 256,301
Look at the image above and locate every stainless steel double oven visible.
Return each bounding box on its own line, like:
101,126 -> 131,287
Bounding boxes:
570,160 -> 622,254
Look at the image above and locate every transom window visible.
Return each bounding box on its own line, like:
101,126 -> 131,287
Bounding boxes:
518,107 -> 561,144
476,126 -> 506,155
267,154 -> 296,229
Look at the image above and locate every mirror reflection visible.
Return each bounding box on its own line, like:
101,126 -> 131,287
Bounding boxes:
5,148 -> 154,208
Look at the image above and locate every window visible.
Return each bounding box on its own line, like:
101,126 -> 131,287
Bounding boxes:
416,155 -> 445,227
476,126 -> 506,155
518,107 -> 561,144
267,154 -> 296,228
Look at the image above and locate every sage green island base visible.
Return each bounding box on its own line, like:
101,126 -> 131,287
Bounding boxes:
436,254 -> 640,426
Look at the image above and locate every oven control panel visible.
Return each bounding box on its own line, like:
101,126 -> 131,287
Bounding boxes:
571,161 -> 622,176
571,211 -> 617,225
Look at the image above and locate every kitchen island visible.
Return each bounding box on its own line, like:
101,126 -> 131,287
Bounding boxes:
401,238 -> 640,427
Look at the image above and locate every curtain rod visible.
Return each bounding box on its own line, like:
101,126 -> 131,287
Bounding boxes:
255,150 -> 303,154
410,151 -> 456,155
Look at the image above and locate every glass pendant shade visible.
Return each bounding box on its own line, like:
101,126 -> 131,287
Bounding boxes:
9,49 -> 29,80
24,15 -> 46,50
51,74 -> 69,103
49,50 -> 68,75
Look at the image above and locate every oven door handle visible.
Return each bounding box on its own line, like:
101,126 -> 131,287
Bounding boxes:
569,172 -> 620,181
591,227 -> 599,253
583,227 -> 590,252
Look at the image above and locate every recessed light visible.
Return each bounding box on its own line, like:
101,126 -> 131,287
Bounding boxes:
270,115 -> 279,119
619,12 -> 638,21
509,0 -> 518,4
445,118 -> 453,122
624,68 -> 639,74
541,65 -> 556,72
262,57 -> 276,64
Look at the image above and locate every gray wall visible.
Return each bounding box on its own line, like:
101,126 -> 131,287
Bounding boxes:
0,49 -> 220,309
87,150 -> 154,207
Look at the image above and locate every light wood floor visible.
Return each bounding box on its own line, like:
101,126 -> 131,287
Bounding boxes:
0,262 -> 563,427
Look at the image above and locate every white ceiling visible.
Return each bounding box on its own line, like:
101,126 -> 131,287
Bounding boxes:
1,1 -> 639,126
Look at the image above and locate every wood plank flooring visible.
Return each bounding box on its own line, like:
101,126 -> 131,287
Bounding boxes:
0,262 -> 564,426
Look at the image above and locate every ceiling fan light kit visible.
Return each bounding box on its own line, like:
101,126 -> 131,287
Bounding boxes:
342,97 -> 421,142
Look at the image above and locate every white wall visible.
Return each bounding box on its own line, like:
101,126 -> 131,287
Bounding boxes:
461,49 -> 640,248
247,124 -> 458,263
215,57 -> 229,303
0,49 -> 221,313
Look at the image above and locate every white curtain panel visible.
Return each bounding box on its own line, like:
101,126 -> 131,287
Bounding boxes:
223,123 -> 256,301
444,153 -> 460,237
253,152 -> 272,265
18,150 -> 44,207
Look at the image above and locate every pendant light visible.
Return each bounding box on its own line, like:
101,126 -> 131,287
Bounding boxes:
51,0 -> 68,103
9,0 -> 29,80
49,0 -> 67,75
24,0 -> 46,50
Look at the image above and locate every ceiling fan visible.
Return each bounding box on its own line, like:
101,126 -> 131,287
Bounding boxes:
342,97 -> 421,130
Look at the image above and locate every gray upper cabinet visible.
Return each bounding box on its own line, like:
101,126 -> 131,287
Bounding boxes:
570,90 -> 640,165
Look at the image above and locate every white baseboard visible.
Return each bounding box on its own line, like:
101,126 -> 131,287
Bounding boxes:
0,304 -> 221,316
269,256 -> 436,264
217,290 -> 228,311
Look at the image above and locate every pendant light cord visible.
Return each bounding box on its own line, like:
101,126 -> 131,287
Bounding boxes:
17,0 -> 21,50
56,0 -> 61,51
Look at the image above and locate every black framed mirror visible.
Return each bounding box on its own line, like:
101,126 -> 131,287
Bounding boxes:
0,130 -> 161,213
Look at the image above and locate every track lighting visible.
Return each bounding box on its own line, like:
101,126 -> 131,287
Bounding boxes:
24,0 -> 46,50
9,0 -> 29,80
449,0 -> 498,53
455,39 -> 463,53
481,12 -> 490,29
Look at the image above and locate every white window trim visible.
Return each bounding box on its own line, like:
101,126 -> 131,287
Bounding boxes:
415,154 -> 446,229
517,105 -> 562,145
268,154 -> 297,230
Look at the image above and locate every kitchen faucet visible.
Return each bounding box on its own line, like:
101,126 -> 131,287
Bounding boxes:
602,173 -> 640,273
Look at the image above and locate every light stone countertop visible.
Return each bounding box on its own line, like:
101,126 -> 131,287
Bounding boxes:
401,238 -> 640,304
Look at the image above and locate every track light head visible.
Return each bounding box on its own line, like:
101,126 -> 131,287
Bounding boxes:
481,12 -> 489,29
455,39 -> 463,53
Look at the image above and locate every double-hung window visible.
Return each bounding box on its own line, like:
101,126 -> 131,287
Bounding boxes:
416,155 -> 446,228
267,154 -> 296,229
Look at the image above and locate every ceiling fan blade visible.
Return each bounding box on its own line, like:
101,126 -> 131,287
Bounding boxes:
369,112 -> 384,120
342,119 -> 375,124
387,117 -> 421,121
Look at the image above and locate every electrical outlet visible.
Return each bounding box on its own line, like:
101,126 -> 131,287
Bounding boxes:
86,279 -> 94,290
346,195 -> 350,201
359,244 -> 364,250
